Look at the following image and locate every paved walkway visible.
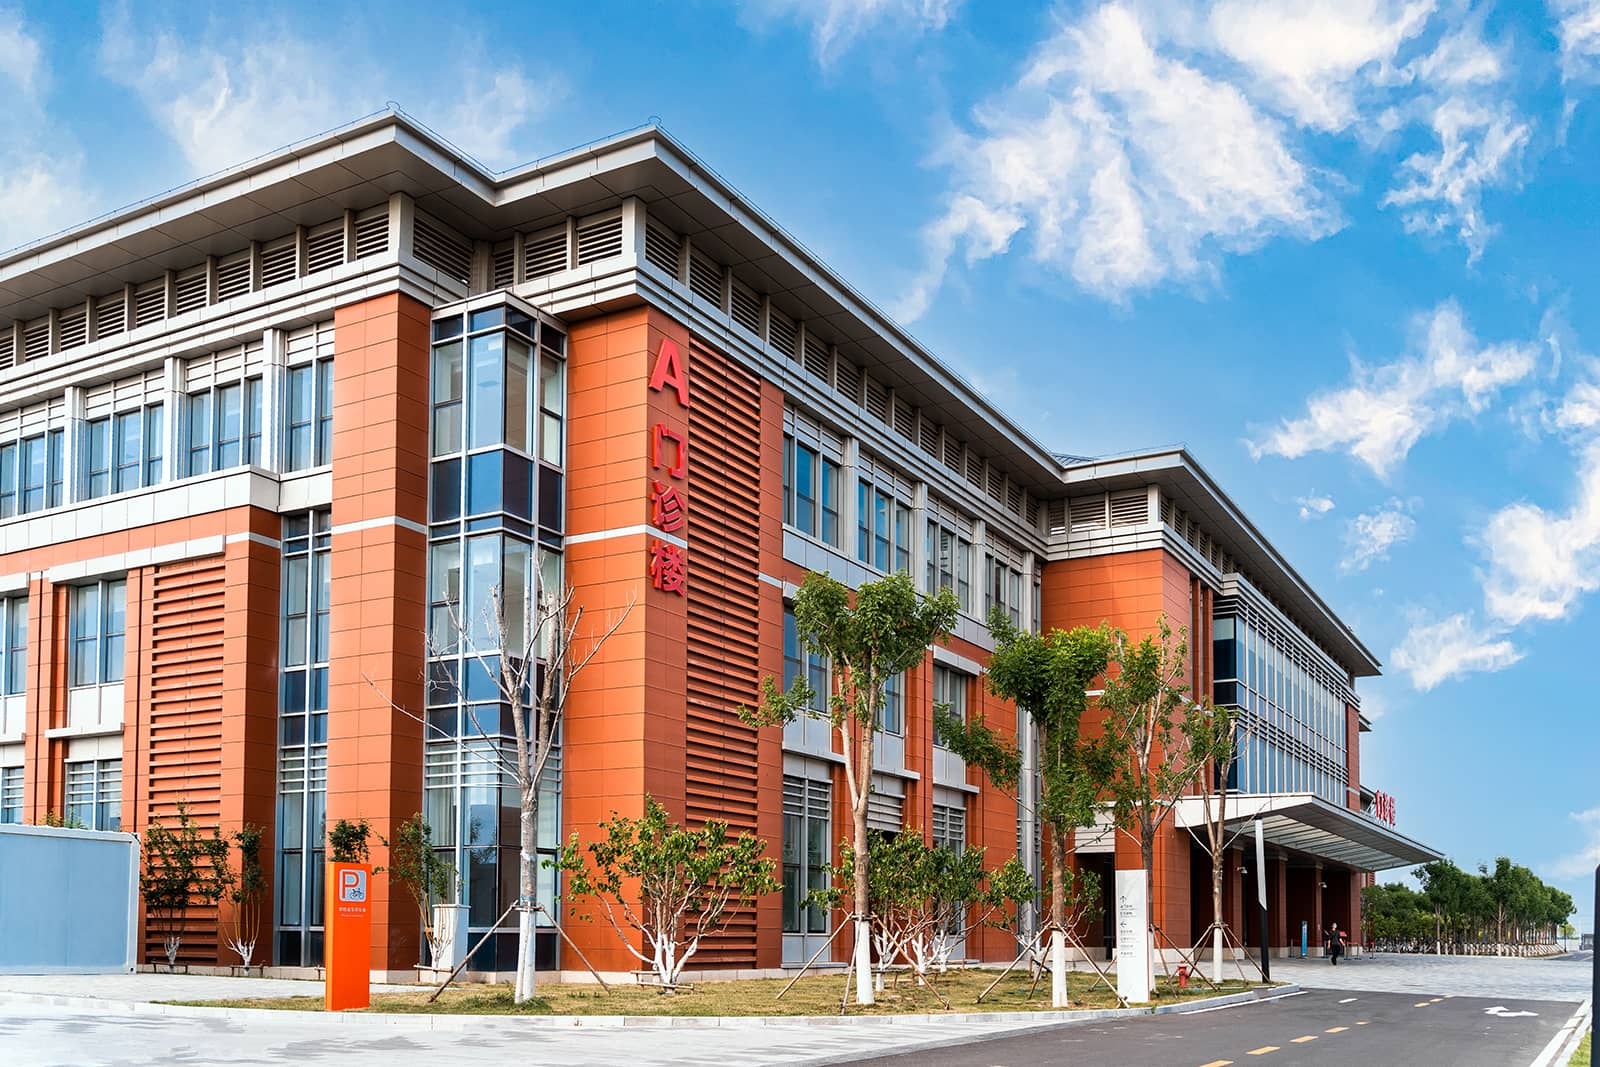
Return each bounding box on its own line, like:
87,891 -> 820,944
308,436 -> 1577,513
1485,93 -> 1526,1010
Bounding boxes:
1267,952 -> 1592,1002
0,972 -> 416,1003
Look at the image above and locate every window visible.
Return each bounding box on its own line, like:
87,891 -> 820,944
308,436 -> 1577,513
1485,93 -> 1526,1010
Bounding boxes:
286,360 -> 334,470
0,597 -> 25,696
70,579 -> 126,687
879,671 -> 904,736
85,417 -> 111,498
932,800 -> 966,855
0,765 -> 20,824
856,466 -> 913,574
782,775 -> 831,934
0,429 -> 64,517
933,666 -> 967,749
782,425 -> 842,548
85,408 -> 162,498
986,553 -> 1024,628
188,382 -> 259,476
65,759 -> 121,831
783,606 -> 828,716
925,511 -> 972,612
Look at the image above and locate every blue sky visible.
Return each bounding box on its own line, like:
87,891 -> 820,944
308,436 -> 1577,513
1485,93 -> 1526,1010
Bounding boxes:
4,0 -> 1598,931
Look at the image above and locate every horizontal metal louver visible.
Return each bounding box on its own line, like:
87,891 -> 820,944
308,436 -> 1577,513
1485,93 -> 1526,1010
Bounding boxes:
0,333 -> 13,370
768,309 -> 797,357
353,207 -> 388,259
412,214 -> 472,284
171,268 -> 208,315
215,254 -> 251,301
574,213 -> 623,265
491,242 -> 515,289
834,359 -> 860,404
57,308 -> 87,351
259,238 -> 298,288
919,419 -> 939,458
893,399 -> 915,440
863,378 -> 888,422
801,333 -> 830,380
866,788 -> 904,834
730,281 -> 760,334
1109,489 -> 1148,527
304,223 -> 345,274
964,451 -> 983,487
688,251 -> 722,305
942,436 -> 962,473
644,223 -> 682,277
95,293 -> 126,338
22,320 -> 49,361
1047,499 -> 1068,535
523,228 -> 567,279
1007,482 -> 1023,515
133,281 -> 165,327
1069,496 -> 1107,532
986,466 -> 1004,503
1026,497 -> 1041,528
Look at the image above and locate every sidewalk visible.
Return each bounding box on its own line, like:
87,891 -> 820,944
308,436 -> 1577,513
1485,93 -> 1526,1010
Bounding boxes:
1266,951 -> 1592,1002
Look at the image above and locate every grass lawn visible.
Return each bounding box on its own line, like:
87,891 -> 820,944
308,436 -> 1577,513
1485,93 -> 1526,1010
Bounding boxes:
166,968 -> 1259,1017
1571,1031 -> 1590,1067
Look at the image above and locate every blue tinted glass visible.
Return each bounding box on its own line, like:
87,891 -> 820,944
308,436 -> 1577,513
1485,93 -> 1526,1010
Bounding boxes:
470,307 -> 505,332
503,452 -> 531,519
465,658 -> 500,702
467,451 -> 503,515
432,316 -> 463,341
310,713 -> 328,744
431,459 -> 462,521
281,670 -> 307,713
507,309 -> 534,338
538,466 -> 562,532
312,667 -> 328,711
281,715 -> 306,746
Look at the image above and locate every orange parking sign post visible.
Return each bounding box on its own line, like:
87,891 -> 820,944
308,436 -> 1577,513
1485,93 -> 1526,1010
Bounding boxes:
324,862 -> 372,1011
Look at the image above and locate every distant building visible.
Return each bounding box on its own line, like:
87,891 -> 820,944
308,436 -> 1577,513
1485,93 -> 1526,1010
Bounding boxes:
0,112 -> 1438,977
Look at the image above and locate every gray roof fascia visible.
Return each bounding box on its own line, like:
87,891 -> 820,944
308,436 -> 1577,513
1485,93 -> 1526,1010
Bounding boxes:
1063,448 -> 1381,677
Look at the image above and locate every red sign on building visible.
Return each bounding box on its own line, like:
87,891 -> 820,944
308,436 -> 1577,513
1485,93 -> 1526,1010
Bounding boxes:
647,338 -> 690,595
1372,790 -> 1397,826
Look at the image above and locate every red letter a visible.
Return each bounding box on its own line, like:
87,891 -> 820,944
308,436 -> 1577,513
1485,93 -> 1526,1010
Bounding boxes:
649,338 -> 690,408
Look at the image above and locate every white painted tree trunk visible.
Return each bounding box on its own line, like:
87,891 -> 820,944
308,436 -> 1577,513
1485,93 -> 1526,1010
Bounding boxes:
1051,927 -> 1068,1007
1212,926 -> 1224,985
853,918 -> 875,1005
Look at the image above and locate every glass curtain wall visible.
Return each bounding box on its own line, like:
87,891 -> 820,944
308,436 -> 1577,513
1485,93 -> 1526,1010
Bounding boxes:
426,299 -> 566,971
275,510 -> 331,966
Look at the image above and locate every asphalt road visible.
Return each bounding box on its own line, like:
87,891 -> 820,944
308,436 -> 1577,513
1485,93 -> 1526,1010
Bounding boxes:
849,988 -> 1577,1067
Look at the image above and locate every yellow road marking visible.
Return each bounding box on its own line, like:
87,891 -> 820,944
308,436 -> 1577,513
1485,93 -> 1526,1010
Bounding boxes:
1429,997 -> 1443,1003
1247,1047 -> 1280,1056
1198,1061 -> 1234,1066
1291,1035 -> 1318,1043
1414,1001 -> 1430,1007
1326,1026 -> 1348,1033
1356,1021 -> 1370,1026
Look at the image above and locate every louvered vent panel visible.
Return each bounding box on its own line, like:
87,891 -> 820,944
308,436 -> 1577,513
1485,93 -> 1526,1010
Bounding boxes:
964,451 -> 983,487
412,215 -> 472,284
688,252 -> 722,306
941,436 -> 962,473
1047,498 -> 1068,534
1160,498 -> 1175,524
834,359 -> 860,404
171,269 -> 207,315
918,420 -> 939,459
523,229 -> 567,279
491,243 -> 516,289
304,224 -> 345,274
133,282 -> 165,327
1007,482 -> 1023,515
730,282 -> 760,335
801,334 -> 829,380
0,334 -> 13,370
986,466 -> 1004,503
768,309 -> 797,358
259,239 -> 298,288
95,294 -> 126,339
864,378 -> 888,422
1108,489 -> 1148,528
1026,496 -> 1041,528
22,320 -> 48,361
644,223 -> 682,277
1070,496 -> 1107,532
353,207 -> 388,258
892,398 -> 915,440
215,255 -> 251,301
574,213 -> 623,265
58,308 -> 88,351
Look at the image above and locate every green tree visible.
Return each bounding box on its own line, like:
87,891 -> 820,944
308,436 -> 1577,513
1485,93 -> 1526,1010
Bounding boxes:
223,824 -> 268,968
740,571 -> 958,1005
327,817 -> 372,864
1184,699 -> 1241,982
140,801 -> 235,968
1094,617 -> 1200,997
380,812 -> 460,967
552,796 -> 780,989
936,612 -> 1111,1006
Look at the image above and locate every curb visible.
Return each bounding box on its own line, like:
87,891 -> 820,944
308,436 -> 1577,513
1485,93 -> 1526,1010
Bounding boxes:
1529,997 -> 1590,1067
0,984 -> 1296,1034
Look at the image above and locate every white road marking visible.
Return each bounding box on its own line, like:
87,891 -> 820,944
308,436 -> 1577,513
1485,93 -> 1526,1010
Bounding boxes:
1484,1005 -> 1538,1018
1338,997 -> 1358,1003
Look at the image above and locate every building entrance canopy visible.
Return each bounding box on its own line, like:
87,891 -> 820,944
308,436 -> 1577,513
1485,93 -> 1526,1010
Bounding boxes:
1171,793 -> 1442,872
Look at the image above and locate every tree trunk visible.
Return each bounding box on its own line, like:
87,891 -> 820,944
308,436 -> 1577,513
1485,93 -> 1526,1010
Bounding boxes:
1050,825 -> 1068,1008
513,798 -> 538,1003
1211,854 -> 1225,984
852,795 -> 875,1006
1141,832 -> 1156,994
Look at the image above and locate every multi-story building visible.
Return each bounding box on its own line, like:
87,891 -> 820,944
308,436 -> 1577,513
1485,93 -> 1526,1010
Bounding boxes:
0,112 -> 1437,977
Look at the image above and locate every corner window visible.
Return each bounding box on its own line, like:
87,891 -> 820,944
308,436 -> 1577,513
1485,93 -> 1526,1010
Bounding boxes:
70,579 -> 126,687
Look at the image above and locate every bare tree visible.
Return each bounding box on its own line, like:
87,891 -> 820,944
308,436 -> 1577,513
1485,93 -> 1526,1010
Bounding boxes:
371,582 -> 631,1004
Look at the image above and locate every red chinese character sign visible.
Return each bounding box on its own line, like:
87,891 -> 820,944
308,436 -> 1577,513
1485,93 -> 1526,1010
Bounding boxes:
647,337 -> 690,596
1372,790 -> 1397,826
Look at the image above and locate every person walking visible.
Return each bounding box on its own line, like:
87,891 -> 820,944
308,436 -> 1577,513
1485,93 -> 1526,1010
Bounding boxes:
1326,923 -> 1344,966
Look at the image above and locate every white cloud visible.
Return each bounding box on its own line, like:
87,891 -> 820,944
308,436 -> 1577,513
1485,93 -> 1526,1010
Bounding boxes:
441,67 -> 563,171
1297,493 -> 1336,520
1480,438 -> 1600,625
1208,0 -> 1432,131
1551,0 -> 1600,82
1343,499 -> 1416,572
0,6 -> 43,98
0,152 -> 94,252
0,9 -> 94,251
1549,807 -> 1600,880
906,3 -> 1335,309
1249,301 -> 1539,478
744,0 -> 959,63
1390,612 -> 1522,689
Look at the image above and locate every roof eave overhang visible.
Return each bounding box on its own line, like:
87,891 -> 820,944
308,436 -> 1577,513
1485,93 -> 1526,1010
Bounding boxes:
1175,793 -> 1442,872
